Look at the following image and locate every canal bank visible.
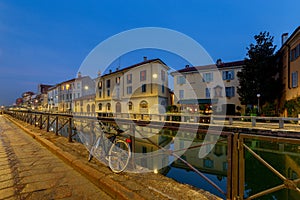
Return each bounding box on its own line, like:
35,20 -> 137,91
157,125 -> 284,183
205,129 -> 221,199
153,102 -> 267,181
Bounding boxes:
4,114 -> 221,200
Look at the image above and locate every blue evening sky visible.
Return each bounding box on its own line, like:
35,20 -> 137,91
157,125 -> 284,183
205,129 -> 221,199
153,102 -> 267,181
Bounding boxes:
0,0 -> 299,105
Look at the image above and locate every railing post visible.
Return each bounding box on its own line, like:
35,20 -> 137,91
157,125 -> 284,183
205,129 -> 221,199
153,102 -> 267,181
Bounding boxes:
68,117 -> 72,142
55,116 -> 59,135
34,114 -> 37,127
229,117 -> 233,125
279,118 -> 284,129
39,114 -> 43,129
251,116 -> 256,127
130,123 -> 135,169
46,114 -> 50,132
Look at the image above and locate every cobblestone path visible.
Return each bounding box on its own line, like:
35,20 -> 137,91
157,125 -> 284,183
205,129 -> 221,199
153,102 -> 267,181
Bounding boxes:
0,115 -> 113,200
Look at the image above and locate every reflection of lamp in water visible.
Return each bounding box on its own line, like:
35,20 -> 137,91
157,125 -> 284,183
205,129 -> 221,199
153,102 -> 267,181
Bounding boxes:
153,169 -> 158,174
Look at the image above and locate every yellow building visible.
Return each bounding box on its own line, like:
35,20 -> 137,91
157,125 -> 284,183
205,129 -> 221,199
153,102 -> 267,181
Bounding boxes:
95,58 -> 170,117
278,26 -> 300,116
73,94 -> 96,116
58,78 -> 75,113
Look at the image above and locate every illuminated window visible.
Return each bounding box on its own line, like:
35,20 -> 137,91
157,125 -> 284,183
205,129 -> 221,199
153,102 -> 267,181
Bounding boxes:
107,103 -> 111,111
116,77 -> 120,85
140,100 -> 148,109
128,101 -> 133,110
140,70 -> 147,81
127,74 -> 132,84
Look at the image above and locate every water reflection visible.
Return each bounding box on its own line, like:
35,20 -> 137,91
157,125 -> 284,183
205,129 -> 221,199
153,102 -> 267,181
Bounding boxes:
244,139 -> 300,200
50,118 -> 300,199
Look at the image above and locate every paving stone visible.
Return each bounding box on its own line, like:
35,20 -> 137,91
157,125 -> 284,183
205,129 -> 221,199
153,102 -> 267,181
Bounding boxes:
0,173 -> 13,182
0,187 -> 15,199
0,116 -> 114,200
0,179 -> 14,189
21,179 -> 57,194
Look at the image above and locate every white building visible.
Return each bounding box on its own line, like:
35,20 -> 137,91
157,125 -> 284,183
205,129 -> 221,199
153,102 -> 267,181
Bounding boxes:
47,85 -> 59,112
171,60 -> 244,115
72,72 -> 96,115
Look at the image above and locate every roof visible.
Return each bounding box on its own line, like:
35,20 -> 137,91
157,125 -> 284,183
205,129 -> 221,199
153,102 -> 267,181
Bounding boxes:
279,26 -> 300,52
171,60 -> 244,75
100,58 -> 169,78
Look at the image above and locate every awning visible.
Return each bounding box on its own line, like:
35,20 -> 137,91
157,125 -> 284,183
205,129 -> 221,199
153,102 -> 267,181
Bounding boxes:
177,99 -> 218,104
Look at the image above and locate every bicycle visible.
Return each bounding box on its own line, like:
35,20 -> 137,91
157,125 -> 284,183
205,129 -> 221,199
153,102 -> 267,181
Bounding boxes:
87,121 -> 132,173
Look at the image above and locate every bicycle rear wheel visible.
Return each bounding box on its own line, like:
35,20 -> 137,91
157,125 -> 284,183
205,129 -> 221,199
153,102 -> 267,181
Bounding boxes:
108,139 -> 131,173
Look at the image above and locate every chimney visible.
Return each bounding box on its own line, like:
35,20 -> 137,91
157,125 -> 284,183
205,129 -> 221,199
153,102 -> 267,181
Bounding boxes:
282,33 -> 289,46
185,64 -> 190,68
216,59 -> 222,66
109,69 -> 112,73
77,72 -> 82,78
97,70 -> 101,77
143,56 -> 147,61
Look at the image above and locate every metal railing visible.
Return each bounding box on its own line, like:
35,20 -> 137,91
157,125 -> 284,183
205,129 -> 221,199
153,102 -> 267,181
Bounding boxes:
4,110 -> 300,199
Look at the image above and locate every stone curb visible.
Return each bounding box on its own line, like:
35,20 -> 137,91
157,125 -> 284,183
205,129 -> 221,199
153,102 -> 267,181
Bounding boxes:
5,115 -> 145,200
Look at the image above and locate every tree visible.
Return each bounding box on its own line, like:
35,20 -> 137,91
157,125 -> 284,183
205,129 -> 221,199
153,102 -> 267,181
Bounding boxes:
237,32 -> 281,108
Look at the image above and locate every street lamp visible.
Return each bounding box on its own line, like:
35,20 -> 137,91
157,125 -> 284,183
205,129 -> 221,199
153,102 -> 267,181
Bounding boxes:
257,94 -> 261,114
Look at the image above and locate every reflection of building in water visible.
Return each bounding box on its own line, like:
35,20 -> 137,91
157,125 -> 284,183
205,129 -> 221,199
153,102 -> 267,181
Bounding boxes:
243,140 -> 300,200
95,58 -> 170,117
172,135 -> 228,177
127,126 -> 172,172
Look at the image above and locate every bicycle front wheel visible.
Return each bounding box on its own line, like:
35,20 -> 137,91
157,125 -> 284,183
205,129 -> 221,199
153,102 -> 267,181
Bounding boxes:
108,139 -> 131,173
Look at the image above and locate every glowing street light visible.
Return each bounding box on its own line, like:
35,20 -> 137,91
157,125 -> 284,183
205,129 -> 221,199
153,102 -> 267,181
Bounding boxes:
257,94 -> 261,114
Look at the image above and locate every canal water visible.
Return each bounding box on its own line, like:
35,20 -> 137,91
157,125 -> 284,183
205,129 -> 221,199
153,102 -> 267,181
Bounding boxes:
54,120 -> 300,200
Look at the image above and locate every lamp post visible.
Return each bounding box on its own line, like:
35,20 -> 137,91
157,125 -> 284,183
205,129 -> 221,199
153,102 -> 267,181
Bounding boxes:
257,94 -> 261,114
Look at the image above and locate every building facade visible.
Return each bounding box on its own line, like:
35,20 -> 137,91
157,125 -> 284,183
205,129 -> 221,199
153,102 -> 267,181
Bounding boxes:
95,58 -> 170,117
171,60 -> 244,115
47,85 -> 59,112
278,26 -> 300,116
73,94 -> 96,116
72,73 -> 96,114
57,78 -> 75,113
